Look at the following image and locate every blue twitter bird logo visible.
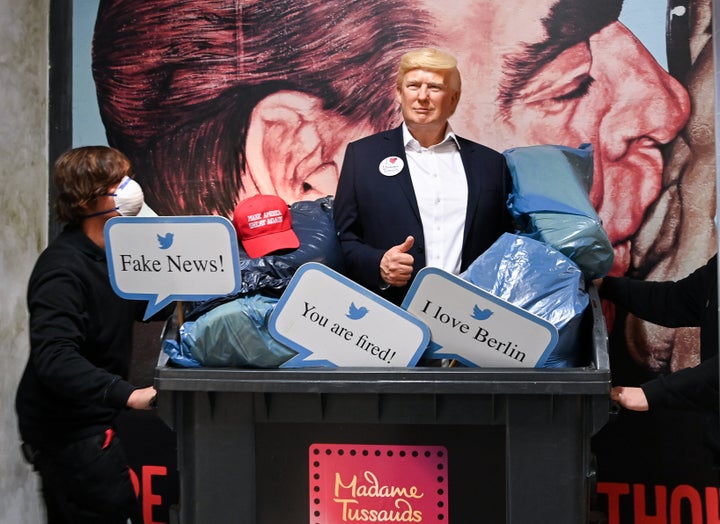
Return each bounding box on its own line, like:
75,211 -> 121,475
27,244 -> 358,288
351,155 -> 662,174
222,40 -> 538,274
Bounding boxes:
346,302 -> 369,320
157,232 -> 174,250
471,305 -> 493,321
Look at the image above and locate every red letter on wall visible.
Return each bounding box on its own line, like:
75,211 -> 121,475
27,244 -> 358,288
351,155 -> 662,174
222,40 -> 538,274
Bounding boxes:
670,485 -> 702,523
706,487 -> 720,524
143,465 -> 167,524
597,482 -> 630,524
633,484 -> 667,524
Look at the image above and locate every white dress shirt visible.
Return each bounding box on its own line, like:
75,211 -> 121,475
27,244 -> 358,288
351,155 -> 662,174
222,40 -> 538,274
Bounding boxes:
402,123 -> 468,275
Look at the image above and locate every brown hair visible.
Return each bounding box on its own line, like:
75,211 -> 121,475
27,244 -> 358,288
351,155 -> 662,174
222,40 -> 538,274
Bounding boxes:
53,146 -> 133,224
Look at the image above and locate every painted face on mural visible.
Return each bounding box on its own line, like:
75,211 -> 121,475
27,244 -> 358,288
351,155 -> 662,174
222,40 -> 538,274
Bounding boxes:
421,0 -> 691,277
623,7 -> 716,374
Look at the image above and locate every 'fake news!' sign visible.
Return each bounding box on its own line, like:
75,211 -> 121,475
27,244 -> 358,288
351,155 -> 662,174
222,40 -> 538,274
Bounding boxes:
104,216 -> 242,320
402,268 -> 558,367
269,263 -> 430,367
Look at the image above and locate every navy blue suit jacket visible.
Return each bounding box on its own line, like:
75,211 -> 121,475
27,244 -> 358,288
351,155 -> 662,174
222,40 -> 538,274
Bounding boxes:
334,125 -> 513,305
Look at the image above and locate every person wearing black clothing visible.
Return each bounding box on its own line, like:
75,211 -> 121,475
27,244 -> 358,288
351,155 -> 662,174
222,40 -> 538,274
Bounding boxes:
597,255 -> 719,453
15,146 -> 157,524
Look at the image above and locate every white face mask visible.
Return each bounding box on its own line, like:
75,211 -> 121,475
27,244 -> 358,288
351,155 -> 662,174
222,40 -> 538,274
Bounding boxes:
111,176 -> 144,216
86,176 -> 145,218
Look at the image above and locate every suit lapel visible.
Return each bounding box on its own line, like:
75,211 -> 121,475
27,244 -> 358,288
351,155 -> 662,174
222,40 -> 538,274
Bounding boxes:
384,126 -> 422,224
459,138 -> 480,242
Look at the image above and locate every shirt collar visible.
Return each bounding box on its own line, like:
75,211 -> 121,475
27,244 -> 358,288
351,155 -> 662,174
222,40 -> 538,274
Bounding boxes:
402,122 -> 461,151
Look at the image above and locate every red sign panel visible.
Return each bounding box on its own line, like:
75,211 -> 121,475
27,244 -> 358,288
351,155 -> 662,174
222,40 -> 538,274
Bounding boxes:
309,444 -> 449,523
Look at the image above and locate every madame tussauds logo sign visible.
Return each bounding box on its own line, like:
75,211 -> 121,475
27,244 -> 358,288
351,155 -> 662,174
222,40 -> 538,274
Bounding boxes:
333,470 -> 424,522
402,268 -> 558,367
310,444 -> 448,523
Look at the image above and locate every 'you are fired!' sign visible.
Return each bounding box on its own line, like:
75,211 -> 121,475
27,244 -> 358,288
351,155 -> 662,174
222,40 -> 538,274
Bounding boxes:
270,263 -> 430,367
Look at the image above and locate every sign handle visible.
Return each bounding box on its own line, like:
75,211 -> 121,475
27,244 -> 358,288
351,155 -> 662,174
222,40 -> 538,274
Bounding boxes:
176,301 -> 185,327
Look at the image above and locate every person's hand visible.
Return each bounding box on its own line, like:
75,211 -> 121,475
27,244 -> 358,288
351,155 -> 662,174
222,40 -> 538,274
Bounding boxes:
610,386 -> 649,411
380,236 -> 415,287
127,386 -> 157,410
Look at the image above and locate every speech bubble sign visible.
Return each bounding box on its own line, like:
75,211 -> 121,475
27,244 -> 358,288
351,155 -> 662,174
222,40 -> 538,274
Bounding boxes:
402,268 -> 558,367
105,216 -> 241,319
269,263 -> 430,368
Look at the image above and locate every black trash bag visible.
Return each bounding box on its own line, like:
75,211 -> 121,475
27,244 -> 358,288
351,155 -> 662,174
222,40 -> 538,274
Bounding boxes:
236,195 -> 345,294
184,196 -> 344,322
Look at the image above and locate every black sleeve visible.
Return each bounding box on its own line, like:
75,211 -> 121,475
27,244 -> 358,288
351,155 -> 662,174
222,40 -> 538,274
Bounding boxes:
642,355 -> 719,412
599,259 -> 713,328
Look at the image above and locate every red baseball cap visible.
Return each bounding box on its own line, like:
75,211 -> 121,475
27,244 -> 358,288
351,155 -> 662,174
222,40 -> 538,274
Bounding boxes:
233,195 -> 300,258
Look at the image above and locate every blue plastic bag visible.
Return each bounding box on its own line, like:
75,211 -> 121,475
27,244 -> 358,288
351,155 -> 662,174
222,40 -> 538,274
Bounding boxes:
461,233 -> 589,368
503,144 -> 613,279
162,294 -> 296,368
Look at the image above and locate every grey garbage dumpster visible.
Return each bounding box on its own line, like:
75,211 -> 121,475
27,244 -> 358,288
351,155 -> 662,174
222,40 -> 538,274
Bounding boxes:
155,286 -> 611,524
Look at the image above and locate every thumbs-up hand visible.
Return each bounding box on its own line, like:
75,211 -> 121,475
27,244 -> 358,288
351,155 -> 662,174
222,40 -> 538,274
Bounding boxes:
380,236 -> 415,287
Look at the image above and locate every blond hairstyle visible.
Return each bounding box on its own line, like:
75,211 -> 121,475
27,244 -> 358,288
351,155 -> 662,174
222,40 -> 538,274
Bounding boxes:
396,48 -> 461,94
